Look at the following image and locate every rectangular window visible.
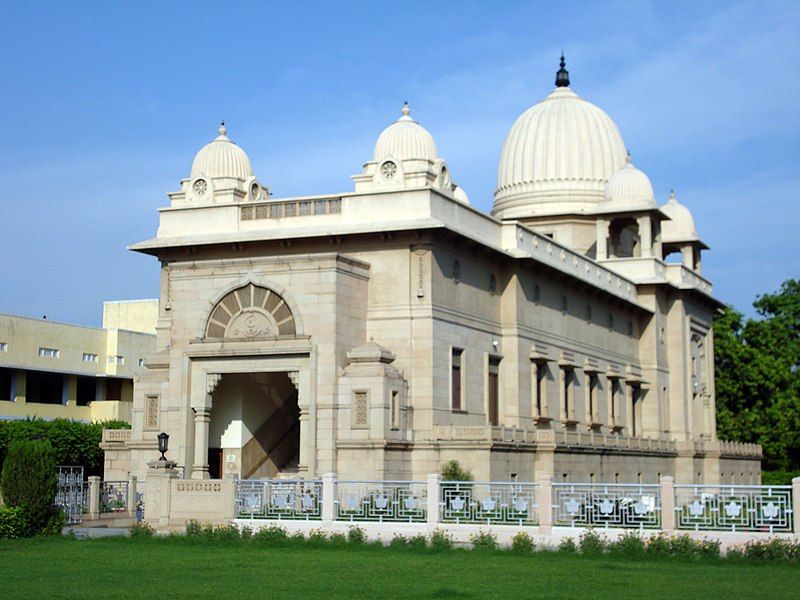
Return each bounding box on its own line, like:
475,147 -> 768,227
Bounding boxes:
451,348 -> 463,411
26,371 -> 64,404
487,357 -> 500,426
0,367 -> 12,401
138,358 -> 145,367
631,385 -> 641,437
105,378 -> 122,401
610,378 -> 618,425
562,368 -> 573,422
38,347 -> 59,359
107,355 -> 124,365
0,342 -> 7,353
588,373 -> 598,423
82,353 -> 98,363
390,390 -> 399,430
532,361 -> 548,418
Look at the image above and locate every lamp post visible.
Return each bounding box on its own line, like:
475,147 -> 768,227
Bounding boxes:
157,432 -> 169,461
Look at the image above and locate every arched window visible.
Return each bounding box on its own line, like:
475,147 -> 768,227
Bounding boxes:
205,284 -> 296,339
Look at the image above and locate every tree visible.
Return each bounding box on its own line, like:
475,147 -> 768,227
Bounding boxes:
714,279 -> 800,471
0,439 -> 58,535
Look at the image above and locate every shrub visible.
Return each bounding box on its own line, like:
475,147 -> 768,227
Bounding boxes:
389,534 -> 409,549
441,460 -> 473,481
578,530 -> 606,556
252,525 -> 287,544
0,506 -> 28,539
38,510 -> 65,537
347,526 -> 366,545
185,519 -> 202,538
0,439 -> 58,535
329,533 -> 347,546
0,418 -> 130,478
558,537 -> 578,553
666,534 -> 698,559
289,531 -> 306,543
239,525 -> 252,540
696,538 -> 721,558
470,530 -> 498,551
510,531 -> 534,553
645,533 -> 671,556
130,522 -> 155,539
607,532 -> 645,558
740,539 -> 799,563
429,528 -> 453,551
307,529 -> 328,545
408,534 -> 428,551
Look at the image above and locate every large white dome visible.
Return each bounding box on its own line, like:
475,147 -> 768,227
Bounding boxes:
191,123 -> 253,180
373,103 -> 438,162
493,62 -> 627,218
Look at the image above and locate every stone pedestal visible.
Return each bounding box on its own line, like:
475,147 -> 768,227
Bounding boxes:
145,460 -> 179,528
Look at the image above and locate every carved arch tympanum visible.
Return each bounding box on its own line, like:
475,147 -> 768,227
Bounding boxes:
205,283 -> 296,339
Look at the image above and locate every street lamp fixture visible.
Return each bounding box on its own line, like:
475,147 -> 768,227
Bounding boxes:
157,432 -> 169,461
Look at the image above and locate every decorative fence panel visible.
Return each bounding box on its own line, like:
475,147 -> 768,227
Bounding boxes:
440,481 -> 539,525
336,481 -> 427,522
235,479 -> 322,520
55,466 -> 85,525
100,481 -> 129,513
675,484 -> 793,533
552,483 -> 662,529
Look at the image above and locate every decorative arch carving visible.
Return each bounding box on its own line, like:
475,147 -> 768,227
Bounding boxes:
204,283 -> 296,339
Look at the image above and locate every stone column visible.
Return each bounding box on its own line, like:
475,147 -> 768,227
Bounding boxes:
537,474 -> 553,534
426,473 -> 441,525
321,472 -> 337,522
127,476 -> 138,519
595,219 -> 609,260
681,245 -> 693,269
191,407 -> 212,480
145,460 -> 178,529
660,476 -> 676,532
87,475 -> 101,520
637,216 -> 652,258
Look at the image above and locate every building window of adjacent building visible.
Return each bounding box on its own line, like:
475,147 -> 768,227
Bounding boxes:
76,377 -> 96,406
82,353 -> 98,363
0,367 -> 12,401
487,356 -> 501,426
451,348 -> 463,411
27,371 -> 64,404
105,378 -> 122,401
38,347 -> 59,359
0,342 -> 7,353
138,358 -> 145,367
108,355 -> 124,365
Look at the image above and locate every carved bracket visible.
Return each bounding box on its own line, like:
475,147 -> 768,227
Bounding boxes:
207,373 -> 223,395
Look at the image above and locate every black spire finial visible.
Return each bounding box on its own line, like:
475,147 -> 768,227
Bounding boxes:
555,53 -> 570,87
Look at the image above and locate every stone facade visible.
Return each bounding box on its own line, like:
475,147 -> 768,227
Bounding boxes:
104,61 -> 761,485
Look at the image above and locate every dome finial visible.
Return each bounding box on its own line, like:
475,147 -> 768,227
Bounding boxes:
669,189 -> 676,200
626,150 -> 632,163
402,101 -> 410,116
218,120 -> 227,137
555,53 -> 570,87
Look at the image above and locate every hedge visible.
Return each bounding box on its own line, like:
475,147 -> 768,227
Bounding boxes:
0,506 -> 27,539
0,418 -> 130,478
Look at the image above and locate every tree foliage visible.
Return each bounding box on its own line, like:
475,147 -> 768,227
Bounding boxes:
714,279 -> 800,470
0,439 -> 57,535
0,418 -> 129,478
441,460 -> 474,481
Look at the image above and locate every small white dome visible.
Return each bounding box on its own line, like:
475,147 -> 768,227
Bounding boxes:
604,155 -> 656,208
191,123 -> 253,180
453,185 -> 470,205
373,103 -> 438,162
661,191 -> 699,242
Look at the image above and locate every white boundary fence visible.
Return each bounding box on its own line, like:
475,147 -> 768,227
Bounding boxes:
674,484 -> 793,533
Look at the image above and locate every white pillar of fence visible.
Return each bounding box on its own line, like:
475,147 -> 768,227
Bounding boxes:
793,477 -> 800,535
87,476 -> 101,520
537,475 -> 552,533
127,476 -> 138,519
660,476 -> 676,532
426,474 -> 441,524
321,473 -> 336,522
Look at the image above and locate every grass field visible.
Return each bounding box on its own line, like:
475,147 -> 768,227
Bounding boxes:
0,536 -> 797,599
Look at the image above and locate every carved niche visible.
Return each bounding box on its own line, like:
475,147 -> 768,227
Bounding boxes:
205,283 -> 296,339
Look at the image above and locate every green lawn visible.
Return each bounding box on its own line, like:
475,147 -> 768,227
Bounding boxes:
0,536 -> 796,599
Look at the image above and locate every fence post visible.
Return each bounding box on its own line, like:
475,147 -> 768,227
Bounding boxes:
127,476 -> 137,519
792,477 -> 800,535
537,475 -> 552,534
87,476 -> 101,520
660,476 -> 676,532
321,472 -> 336,522
426,474 -> 441,525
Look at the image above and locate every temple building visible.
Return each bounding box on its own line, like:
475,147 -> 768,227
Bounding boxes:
102,58 -> 761,485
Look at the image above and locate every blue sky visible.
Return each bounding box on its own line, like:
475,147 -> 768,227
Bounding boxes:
0,1 -> 797,326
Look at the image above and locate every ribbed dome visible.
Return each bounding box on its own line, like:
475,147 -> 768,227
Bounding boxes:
494,86 -> 627,216
604,155 -> 656,208
191,123 -> 252,180
661,191 -> 699,242
373,103 -> 437,162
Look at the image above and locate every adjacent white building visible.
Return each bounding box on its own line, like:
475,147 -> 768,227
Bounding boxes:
103,58 -> 761,485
